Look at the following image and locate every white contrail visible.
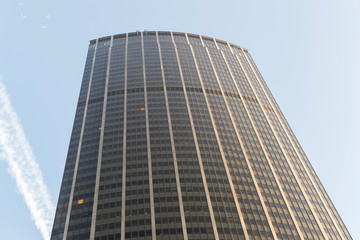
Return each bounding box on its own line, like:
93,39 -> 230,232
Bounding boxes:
0,77 -> 55,240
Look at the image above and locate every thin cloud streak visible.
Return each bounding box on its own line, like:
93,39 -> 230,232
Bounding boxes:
0,77 -> 55,240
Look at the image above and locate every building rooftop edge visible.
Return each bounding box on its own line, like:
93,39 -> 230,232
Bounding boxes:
89,31 -> 248,52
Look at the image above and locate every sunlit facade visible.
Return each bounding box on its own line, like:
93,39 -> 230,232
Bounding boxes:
51,31 -> 352,240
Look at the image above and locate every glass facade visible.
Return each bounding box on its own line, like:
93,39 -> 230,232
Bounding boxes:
51,31 -> 352,240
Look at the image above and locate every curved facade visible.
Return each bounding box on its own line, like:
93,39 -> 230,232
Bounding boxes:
51,31 -> 352,240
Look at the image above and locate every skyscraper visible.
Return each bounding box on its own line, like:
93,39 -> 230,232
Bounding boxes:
51,31 -> 352,240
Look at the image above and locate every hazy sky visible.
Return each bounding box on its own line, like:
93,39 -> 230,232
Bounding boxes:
0,0 -> 359,239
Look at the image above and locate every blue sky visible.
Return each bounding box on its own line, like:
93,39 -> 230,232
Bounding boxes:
0,0 -> 359,239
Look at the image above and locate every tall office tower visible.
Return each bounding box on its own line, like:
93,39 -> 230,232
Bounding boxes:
51,31 -> 351,240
